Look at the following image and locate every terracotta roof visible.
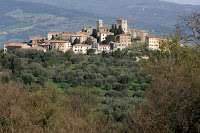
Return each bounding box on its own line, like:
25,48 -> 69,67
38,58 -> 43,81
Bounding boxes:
27,46 -> 45,50
6,42 -> 27,47
97,32 -> 114,34
99,45 -> 110,47
117,34 -> 131,36
117,19 -> 127,21
74,44 -> 91,47
4,42 -> 21,45
50,40 -> 69,43
30,43 -> 40,45
99,27 -> 112,29
147,36 -> 158,38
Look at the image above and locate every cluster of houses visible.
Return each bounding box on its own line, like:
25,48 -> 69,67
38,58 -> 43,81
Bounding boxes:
4,19 -> 167,54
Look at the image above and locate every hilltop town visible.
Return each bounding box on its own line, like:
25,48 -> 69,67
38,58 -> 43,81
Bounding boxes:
4,19 -> 166,54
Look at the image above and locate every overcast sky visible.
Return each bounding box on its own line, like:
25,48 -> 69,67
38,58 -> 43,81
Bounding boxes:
161,0 -> 200,5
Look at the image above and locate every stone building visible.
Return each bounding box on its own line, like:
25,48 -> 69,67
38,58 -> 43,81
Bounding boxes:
4,42 -> 30,53
59,34 -> 72,41
59,32 -> 74,41
29,35 -> 45,41
97,32 -> 114,42
71,34 -> 88,43
128,28 -> 148,42
98,27 -> 112,32
38,43 -> 50,51
116,34 -> 131,46
116,19 -> 128,34
109,42 -> 128,51
47,32 -> 63,40
97,20 -> 103,28
50,40 -> 71,52
82,27 -> 96,36
27,46 -> 47,52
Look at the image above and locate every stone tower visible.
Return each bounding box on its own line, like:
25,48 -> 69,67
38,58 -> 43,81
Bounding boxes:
116,19 -> 128,34
97,20 -> 103,28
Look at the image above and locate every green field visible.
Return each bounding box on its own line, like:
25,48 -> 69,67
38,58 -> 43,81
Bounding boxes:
0,23 -> 32,31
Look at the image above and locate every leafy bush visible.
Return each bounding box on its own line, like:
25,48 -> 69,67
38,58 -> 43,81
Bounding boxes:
20,73 -> 35,84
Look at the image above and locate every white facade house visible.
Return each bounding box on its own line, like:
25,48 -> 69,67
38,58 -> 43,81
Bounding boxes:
146,36 -> 160,50
99,44 -> 110,52
92,43 -> 110,53
73,44 -> 92,54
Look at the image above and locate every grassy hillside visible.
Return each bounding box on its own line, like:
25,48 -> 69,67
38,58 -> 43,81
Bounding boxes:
0,0 -> 115,48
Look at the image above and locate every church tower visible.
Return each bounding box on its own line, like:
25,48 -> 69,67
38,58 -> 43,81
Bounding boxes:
97,20 -> 103,29
116,19 -> 128,34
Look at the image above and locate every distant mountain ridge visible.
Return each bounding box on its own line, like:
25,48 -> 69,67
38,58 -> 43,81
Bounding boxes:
1,0 -> 200,48
161,0 -> 200,5
0,0 -> 115,48
17,0 -> 200,33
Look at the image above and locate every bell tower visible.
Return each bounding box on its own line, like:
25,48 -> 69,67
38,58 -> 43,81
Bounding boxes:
97,20 -> 103,28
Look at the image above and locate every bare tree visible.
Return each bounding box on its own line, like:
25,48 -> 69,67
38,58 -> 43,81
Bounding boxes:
177,12 -> 200,46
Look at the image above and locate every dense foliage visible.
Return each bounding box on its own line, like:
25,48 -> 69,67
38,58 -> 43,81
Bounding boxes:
1,49 -> 148,92
129,35 -> 200,132
0,48 -> 148,132
0,38 -> 200,132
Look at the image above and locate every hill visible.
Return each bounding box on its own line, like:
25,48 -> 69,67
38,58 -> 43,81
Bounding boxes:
19,0 -> 200,34
1,0 -> 200,48
0,0 -> 114,48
